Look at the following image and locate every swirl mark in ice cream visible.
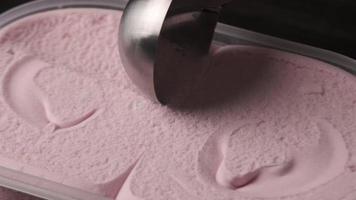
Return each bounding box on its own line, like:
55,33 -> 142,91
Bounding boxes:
114,164 -> 144,200
107,157 -> 144,200
1,55 -> 97,131
198,119 -> 348,198
38,157 -> 145,200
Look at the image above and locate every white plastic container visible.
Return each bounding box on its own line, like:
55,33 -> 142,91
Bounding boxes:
0,0 -> 355,199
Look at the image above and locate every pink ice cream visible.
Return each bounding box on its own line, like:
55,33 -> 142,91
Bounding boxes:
0,8 -> 355,200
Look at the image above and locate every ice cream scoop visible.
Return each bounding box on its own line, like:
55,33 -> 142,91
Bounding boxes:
119,0 -> 231,104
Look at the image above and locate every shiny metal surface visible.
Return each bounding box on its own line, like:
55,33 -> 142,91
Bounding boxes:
119,0 -> 231,104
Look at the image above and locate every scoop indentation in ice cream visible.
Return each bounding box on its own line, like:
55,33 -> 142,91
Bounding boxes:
1,55 -> 97,131
198,119 -> 348,197
113,159 -> 144,200
90,156 -> 144,200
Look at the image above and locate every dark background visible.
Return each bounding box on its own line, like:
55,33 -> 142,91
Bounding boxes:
221,0 -> 356,58
1,0 -> 356,58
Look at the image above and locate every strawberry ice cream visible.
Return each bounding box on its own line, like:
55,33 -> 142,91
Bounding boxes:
0,8 -> 355,200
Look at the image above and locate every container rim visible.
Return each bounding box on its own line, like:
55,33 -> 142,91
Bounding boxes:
0,0 -> 127,28
214,23 -> 356,74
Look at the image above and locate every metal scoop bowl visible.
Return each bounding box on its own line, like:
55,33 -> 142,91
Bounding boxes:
119,0 -> 230,104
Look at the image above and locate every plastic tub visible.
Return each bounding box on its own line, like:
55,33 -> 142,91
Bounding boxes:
0,0 -> 355,200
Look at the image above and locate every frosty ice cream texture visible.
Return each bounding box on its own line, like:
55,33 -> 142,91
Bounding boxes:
0,8 -> 355,200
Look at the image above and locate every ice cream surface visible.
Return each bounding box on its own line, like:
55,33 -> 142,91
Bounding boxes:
0,8 -> 355,200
